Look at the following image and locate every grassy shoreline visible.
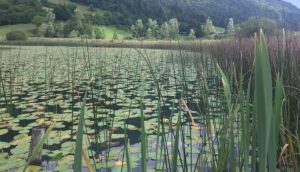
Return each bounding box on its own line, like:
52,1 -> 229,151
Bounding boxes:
0,38 -> 216,50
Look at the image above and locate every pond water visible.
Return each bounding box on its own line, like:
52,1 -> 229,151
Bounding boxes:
0,46 -> 227,172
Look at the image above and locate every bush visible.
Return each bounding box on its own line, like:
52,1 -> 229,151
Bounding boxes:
237,16 -> 277,37
6,31 -> 28,41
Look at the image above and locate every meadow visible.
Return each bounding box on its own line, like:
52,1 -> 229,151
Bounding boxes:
0,31 -> 299,172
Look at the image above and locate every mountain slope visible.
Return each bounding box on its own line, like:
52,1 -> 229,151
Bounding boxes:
70,0 -> 300,31
284,0 -> 300,8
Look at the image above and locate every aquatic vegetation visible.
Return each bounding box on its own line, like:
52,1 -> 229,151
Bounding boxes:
0,30 -> 299,171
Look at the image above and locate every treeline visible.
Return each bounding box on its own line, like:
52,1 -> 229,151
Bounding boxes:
0,0 -> 45,25
31,9 -> 108,39
130,16 -> 278,40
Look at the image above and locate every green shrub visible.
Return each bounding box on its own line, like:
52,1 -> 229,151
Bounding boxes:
6,31 -> 28,41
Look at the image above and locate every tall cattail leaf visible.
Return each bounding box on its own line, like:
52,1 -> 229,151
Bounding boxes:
74,92 -> 87,172
254,30 -> 273,172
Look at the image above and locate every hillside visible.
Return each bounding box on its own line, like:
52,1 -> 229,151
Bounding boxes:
70,0 -> 300,31
0,0 -> 299,38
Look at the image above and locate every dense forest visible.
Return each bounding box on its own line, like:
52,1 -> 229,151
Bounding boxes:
70,0 -> 300,31
0,0 -> 300,33
0,0 -> 45,25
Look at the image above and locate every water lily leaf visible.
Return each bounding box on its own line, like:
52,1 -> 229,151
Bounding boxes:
11,143 -> 30,155
53,164 -> 70,171
0,129 -> 8,135
0,141 -> 10,149
58,155 -> 74,165
21,165 -> 41,172
11,134 -> 31,145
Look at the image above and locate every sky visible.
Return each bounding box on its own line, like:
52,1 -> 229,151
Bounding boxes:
284,0 -> 300,8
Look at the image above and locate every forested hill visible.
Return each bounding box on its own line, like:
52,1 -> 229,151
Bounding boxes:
0,0 -> 299,32
70,0 -> 300,31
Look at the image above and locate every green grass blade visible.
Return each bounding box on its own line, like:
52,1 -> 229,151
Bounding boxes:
140,79 -> 147,172
254,30 -> 273,172
171,112 -> 181,172
140,100 -> 147,172
216,64 -> 231,110
268,75 -> 283,171
74,92 -> 87,172
23,125 -> 53,172
244,75 -> 252,172
125,137 -> 132,172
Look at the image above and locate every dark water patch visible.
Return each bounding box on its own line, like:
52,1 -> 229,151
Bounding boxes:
46,104 -> 63,114
0,129 -> 18,143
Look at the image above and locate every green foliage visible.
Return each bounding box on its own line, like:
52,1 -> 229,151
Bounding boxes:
131,19 -> 144,38
74,92 -> 87,172
45,11 -> 56,24
53,4 -> 76,21
238,17 -> 277,37
63,8 -> 85,37
202,17 -> 215,39
6,31 -> 27,41
68,30 -> 79,38
0,0 -> 45,25
69,0 -> 300,31
37,23 -> 48,36
187,28 -> 196,40
31,15 -> 45,27
168,18 -> 180,39
45,23 -> 55,37
146,28 -> 153,39
171,113 -> 181,172
54,22 -> 65,37
81,24 -> 94,38
94,27 -> 104,39
254,31 -> 271,171
159,22 -> 170,39
112,31 -> 118,40
147,18 -> 159,38
226,18 -> 235,36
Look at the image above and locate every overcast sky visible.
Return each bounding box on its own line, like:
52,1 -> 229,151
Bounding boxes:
284,0 -> 300,8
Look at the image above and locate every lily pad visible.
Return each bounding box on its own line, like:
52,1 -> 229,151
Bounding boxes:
0,141 -> 10,149
0,129 -> 8,135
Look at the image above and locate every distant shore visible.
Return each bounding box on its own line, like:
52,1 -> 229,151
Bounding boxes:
0,38 -> 216,50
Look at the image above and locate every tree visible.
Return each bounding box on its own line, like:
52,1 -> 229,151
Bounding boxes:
6,31 -> 27,41
31,15 -> 45,27
45,23 -> 55,37
146,28 -> 153,39
63,8 -> 85,36
168,18 -> 179,39
131,19 -> 144,38
0,0 -> 45,25
45,11 -> 56,24
187,29 -> 196,40
95,28 -> 105,39
112,31 -> 118,40
226,18 -> 235,36
53,4 -> 75,21
74,8 -> 84,21
55,22 -> 65,37
202,17 -> 215,39
37,11 -> 56,37
147,18 -> 159,38
68,30 -> 79,38
73,9 -> 84,34
160,22 -> 170,39
37,23 -> 48,36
